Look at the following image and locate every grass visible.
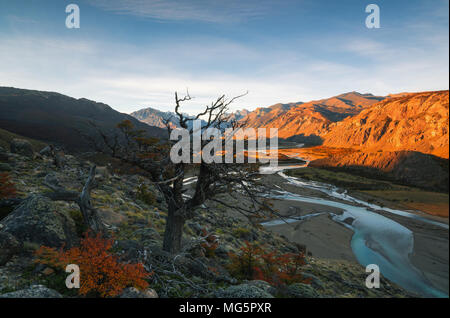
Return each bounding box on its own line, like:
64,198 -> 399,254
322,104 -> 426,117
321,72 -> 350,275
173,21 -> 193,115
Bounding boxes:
287,167 -> 449,218
286,167 -> 393,191
362,190 -> 449,217
0,128 -> 47,152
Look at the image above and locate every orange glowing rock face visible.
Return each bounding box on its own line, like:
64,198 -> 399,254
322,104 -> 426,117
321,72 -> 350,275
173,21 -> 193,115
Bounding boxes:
239,92 -> 384,141
323,90 -> 449,159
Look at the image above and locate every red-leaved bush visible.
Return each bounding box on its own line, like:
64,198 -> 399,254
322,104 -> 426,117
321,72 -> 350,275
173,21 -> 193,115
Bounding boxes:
228,241 -> 311,287
0,172 -> 16,199
35,232 -> 152,297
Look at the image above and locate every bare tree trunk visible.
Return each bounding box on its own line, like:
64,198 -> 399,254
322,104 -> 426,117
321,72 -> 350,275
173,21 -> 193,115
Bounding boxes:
162,204 -> 185,253
79,166 -> 105,233
43,165 -> 105,234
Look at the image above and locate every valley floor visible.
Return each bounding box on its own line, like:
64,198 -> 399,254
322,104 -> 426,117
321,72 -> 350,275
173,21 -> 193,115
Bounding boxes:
259,170 -> 449,296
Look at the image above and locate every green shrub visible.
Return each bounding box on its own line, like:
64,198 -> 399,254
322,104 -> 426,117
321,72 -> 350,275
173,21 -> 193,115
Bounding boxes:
68,209 -> 87,237
136,184 -> 157,206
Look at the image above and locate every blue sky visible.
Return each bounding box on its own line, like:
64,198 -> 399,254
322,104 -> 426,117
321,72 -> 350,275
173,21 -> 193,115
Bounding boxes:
0,0 -> 448,114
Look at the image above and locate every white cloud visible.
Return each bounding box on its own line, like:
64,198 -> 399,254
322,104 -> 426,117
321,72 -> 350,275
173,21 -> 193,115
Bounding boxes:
87,0 -> 274,23
0,32 -> 447,116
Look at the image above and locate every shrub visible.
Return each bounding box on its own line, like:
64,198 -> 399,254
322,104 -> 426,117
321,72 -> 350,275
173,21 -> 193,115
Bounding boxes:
233,227 -> 252,239
34,232 -> 152,297
200,228 -> 219,258
0,172 -> 16,199
136,184 -> 156,206
68,209 -> 87,237
228,241 -> 310,287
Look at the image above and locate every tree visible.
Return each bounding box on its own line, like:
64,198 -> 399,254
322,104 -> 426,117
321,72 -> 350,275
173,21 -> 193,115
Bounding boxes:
87,92 -> 278,253
43,165 -> 105,233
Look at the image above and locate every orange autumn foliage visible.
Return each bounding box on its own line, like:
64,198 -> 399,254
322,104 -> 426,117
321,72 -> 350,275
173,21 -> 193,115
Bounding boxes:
34,232 -> 151,297
228,241 -> 310,287
0,172 -> 17,199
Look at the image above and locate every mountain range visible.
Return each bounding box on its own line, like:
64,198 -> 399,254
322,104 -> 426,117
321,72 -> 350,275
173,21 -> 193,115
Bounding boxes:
130,107 -> 250,130
0,87 -> 166,152
237,92 -> 385,142
0,86 -> 448,191
127,90 -> 449,160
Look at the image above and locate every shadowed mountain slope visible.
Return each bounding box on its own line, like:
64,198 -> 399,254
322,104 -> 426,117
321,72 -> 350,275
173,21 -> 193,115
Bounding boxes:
0,87 -> 167,152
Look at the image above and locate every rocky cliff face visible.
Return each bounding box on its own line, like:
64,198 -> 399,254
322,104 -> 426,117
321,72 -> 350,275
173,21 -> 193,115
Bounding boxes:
240,92 -> 384,141
323,91 -> 449,159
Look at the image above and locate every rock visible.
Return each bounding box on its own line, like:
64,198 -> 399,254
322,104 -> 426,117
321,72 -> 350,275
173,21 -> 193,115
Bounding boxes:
116,240 -> 144,262
0,285 -> 62,298
301,273 -> 325,290
0,232 -> 22,265
42,267 -> 55,276
173,256 -> 213,279
216,284 -> 274,298
0,162 -> 12,171
287,283 -> 319,298
39,146 -> 53,157
10,139 -> 33,158
0,195 -> 78,248
119,287 -> 158,298
245,280 -> 276,295
215,245 -> 232,258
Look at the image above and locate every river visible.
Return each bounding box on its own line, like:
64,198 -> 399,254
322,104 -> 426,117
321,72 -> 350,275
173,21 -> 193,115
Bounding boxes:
260,163 -> 448,298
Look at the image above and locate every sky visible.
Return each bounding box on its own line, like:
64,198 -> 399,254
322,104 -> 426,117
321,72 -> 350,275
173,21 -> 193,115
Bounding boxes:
0,0 -> 448,114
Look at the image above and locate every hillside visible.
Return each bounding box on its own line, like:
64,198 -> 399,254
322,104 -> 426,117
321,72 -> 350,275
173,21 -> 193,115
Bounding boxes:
309,150 -> 449,192
0,128 -> 47,152
0,141 -> 414,298
323,91 -> 449,158
0,87 -> 167,152
241,92 -> 384,142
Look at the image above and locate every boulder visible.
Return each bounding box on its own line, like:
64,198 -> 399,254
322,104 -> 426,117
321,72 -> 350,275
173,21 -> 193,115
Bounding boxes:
0,285 -> 62,298
245,280 -> 276,295
116,240 -> 144,262
286,283 -> 319,298
10,139 -> 33,158
216,284 -> 274,298
39,146 -> 53,157
119,287 -> 158,298
0,232 -> 22,265
0,195 -> 78,248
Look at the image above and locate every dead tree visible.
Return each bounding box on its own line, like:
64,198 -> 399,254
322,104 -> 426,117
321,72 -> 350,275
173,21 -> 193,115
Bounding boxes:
43,165 -> 105,233
89,91 -> 279,253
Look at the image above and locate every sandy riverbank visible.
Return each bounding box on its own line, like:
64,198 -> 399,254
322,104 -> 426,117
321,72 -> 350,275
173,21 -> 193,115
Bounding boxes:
260,172 -> 449,296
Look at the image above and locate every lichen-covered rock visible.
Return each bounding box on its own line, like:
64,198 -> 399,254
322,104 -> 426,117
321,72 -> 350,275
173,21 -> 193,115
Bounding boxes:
0,285 -> 62,298
119,287 -> 158,298
287,283 -> 319,298
0,232 -> 22,265
39,146 -> 53,157
10,139 -> 33,158
0,195 -> 78,248
216,284 -> 274,298
244,280 -> 276,295
116,239 -> 144,262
